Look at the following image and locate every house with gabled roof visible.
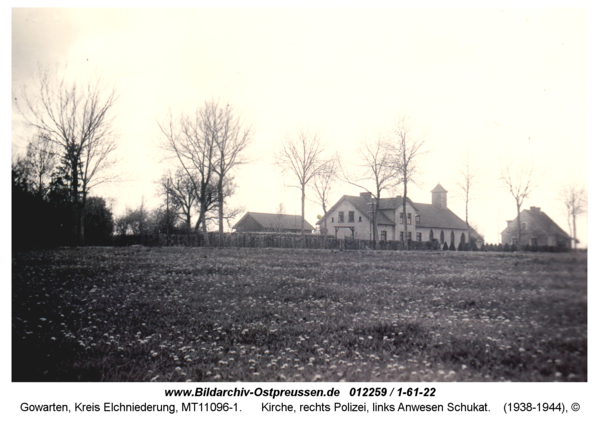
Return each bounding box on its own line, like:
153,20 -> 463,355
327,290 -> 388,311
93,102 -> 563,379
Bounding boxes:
316,184 -> 469,246
500,206 -> 571,249
232,212 -> 315,233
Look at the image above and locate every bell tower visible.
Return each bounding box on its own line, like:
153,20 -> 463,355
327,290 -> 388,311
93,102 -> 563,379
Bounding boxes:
431,184 -> 448,210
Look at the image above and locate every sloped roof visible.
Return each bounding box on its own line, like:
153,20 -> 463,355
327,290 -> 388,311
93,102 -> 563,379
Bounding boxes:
532,210 -> 570,238
341,196 -> 372,218
378,197 -> 404,209
233,212 -> 315,231
501,208 -> 570,238
412,203 -> 469,230
431,183 -> 448,193
317,193 -> 467,229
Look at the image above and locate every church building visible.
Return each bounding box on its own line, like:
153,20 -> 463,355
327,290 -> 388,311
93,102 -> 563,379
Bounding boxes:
316,184 -> 469,247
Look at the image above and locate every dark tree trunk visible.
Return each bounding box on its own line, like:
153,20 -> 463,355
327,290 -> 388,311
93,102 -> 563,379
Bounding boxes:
516,200 -> 522,249
301,186 -> 306,236
218,176 -> 224,246
402,180 -> 408,245
572,213 -> 577,250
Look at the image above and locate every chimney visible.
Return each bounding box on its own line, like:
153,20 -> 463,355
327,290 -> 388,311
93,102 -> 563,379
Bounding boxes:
360,192 -> 372,201
530,206 -> 541,213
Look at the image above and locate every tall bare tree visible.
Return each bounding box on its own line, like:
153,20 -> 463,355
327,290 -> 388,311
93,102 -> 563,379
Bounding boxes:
389,116 -> 428,244
341,133 -> 396,246
16,67 -> 119,245
454,149 -> 481,232
559,181 -> 587,249
211,100 -> 253,244
311,154 -> 339,216
275,127 -> 333,235
498,157 -> 543,247
204,176 -> 244,230
159,106 -> 216,240
157,168 -> 199,232
159,100 -> 251,243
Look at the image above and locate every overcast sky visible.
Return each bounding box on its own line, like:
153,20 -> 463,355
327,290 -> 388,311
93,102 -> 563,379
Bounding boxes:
11,7 -> 589,246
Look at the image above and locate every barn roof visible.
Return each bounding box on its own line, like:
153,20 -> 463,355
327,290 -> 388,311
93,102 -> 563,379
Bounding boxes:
233,212 -> 315,232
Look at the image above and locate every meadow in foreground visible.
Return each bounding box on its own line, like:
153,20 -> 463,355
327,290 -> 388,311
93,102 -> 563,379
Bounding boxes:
12,247 -> 586,382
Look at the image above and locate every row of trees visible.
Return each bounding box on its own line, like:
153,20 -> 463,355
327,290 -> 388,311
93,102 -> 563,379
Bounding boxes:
274,118 -> 586,250
274,117 -> 431,246
14,67 -> 586,250
12,136 -> 114,248
157,100 -> 252,245
15,68 -> 119,245
14,69 -> 253,247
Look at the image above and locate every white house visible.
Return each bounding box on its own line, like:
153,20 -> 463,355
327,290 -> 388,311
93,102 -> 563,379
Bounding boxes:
316,184 -> 469,246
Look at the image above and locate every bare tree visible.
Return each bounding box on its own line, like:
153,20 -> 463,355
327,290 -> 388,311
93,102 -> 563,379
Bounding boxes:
341,133 -> 396,246
211,100 -> 253,244
498,157 -> 543,247
157,168 -> 199,232
275,127 -> 333,235
389,116 -> 428,244
158,106 -> 217,240
454,149 -> 481,232
16,66 -> 119,244
559,181 -> 587,249
156,170 -> 173,236
204,176 -> 243,230
159,100 -> 251,243
311,154 -> 339,215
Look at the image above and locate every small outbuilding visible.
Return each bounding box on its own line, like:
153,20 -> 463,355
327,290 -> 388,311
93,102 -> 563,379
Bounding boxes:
232,212 -> 315,233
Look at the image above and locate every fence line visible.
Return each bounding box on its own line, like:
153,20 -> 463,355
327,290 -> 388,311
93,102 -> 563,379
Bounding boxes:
115,232 -> 446,251
112,232 -> 571,252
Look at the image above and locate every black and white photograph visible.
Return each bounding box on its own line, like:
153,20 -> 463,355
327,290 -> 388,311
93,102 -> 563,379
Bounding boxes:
9,5 -> 591,413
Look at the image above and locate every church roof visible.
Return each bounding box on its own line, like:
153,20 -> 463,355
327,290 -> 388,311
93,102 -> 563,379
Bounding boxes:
430,183 -> 448,193
412,203 -> 468,230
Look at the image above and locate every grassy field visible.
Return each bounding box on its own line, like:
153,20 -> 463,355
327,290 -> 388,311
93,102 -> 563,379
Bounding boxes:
12,247 -> 587,382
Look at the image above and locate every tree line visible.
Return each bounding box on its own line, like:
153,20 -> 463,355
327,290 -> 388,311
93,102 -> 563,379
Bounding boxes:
13,68 -> 117,248
13,66 -> 586,250
12,134 -> 114,248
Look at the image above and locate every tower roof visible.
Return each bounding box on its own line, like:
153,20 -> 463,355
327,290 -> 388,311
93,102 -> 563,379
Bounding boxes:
431,183 -> 448,193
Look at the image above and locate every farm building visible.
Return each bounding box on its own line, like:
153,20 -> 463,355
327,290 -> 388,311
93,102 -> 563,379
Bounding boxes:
501,206 -> 571,249
317,184 -> 469,246
232,212 -> 315,233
